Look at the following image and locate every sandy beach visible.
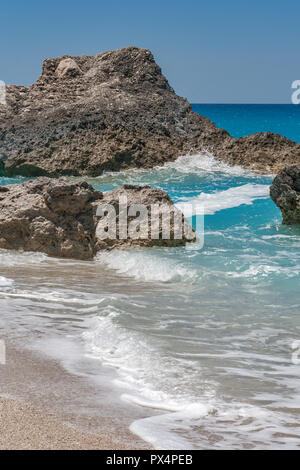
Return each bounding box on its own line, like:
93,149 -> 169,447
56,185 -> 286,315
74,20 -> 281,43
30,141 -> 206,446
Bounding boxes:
0,396 -> 135,450
0,342 -> 151,450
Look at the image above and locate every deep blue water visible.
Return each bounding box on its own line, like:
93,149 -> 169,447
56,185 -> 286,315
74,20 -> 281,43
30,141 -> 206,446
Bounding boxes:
192,104 -> 300,142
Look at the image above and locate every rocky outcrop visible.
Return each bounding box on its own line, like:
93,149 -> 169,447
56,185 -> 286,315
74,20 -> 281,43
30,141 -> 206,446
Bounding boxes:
270,165 -> 300,224
0,178 -> 195,259
0,47 -> 229,177
215,132 -> 300,174
0,47 -> 299,176
0,178 -> 101,259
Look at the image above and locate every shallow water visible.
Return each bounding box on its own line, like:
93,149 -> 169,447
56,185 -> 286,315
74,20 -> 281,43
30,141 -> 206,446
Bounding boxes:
1,152 -> 300,449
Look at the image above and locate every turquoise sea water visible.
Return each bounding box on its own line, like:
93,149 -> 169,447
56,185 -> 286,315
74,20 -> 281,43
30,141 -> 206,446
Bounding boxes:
192,104 -> 300,142
0,105 -> 300,449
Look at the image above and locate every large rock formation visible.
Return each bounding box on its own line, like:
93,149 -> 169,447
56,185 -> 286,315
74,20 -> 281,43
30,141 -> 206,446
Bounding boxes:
0,47 -> 229,177
0,47 -> 299,176
270,165 -> 300,224
0,178 -> 195,259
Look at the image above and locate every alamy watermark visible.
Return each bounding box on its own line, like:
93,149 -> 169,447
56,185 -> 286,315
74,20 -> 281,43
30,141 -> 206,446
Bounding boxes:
0,80 -> 6,105
291,340 -> 300,365
291,80 -> 300,104
96,196 -> 204,249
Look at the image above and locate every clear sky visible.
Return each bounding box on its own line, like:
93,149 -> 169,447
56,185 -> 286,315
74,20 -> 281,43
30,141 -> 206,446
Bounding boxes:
0,0 -> 299,103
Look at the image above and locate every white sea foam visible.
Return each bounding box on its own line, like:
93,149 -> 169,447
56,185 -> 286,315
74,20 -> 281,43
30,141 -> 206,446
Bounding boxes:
176,183 -> 270,215
82,310 -> 218,449
130,404 -> 212,450
0,276 -> 13,287
96,249 -> 196,283
83,310 -> 211,408
160,152 -> 251,176
1,289 -> 118,306
227,264 -> 300,279
87,152 -> 266,185
129,402 -> 273,450
0,249 -> 47,266
83,311 -> 296,449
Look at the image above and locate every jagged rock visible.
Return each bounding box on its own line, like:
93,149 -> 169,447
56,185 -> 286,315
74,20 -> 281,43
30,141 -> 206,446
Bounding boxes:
0,178 -> 195,259
0,46 -> 299,176
55,58 -> 82,78
0,47 -> 228,177
270,165 -> 300,224
0,178 -> 102,259
215,132 -> 300,174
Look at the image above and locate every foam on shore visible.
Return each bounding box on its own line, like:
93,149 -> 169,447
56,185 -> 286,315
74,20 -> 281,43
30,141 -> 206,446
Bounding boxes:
0,276 -> 13,287
96,249 -> 196,283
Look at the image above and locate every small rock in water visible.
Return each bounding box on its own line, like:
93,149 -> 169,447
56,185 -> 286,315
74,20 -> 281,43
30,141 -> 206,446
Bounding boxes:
270,165 -> 300,224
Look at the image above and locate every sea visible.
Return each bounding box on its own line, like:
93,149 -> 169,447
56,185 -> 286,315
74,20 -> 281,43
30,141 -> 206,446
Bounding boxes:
0,104 -> 300,449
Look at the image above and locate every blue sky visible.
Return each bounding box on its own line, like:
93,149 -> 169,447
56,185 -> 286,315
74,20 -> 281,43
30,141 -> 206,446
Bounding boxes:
0,0 -> 299,103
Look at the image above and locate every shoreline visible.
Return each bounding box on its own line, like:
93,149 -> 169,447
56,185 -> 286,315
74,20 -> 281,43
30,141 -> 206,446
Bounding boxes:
0,341 -> 152,450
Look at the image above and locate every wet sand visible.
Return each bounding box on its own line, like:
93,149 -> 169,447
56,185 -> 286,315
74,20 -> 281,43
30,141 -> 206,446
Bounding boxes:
0,342 -> 151,450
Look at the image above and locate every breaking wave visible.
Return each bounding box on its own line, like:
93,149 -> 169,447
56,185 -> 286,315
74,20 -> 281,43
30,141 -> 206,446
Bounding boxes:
96,249 -> 196,283
176,183 -> 270,215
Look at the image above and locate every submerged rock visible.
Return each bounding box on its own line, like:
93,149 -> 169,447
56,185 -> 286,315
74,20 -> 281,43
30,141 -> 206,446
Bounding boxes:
0,178 -> 195,259
270,165 -> 300,224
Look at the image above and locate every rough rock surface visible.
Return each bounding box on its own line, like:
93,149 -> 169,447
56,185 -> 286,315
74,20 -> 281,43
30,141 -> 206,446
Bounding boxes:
1,47 -> 299,176
214,132 -> 300,174
0,178 -> 195,259
270,165 -> 300,224
0,47 -> 229,177
0,178 -> 102,259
